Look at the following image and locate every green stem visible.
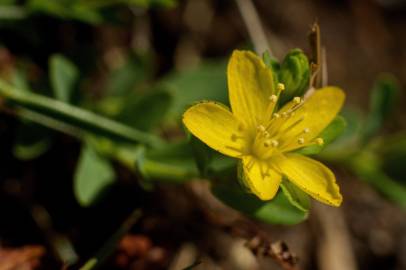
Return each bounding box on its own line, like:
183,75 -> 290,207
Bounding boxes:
0,79 -> 163,147
78,209 -> 142,270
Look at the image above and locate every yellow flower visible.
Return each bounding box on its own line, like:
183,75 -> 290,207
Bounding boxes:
182,50 -> 345,206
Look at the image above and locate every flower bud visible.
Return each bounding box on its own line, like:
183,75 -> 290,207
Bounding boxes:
278,49 -> 310,104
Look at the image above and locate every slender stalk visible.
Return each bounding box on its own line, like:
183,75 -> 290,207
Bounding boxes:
78,209 -> 142,270
235,0 -> 270,56
0,79 -> 163,147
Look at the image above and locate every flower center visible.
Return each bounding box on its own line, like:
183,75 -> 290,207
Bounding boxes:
250,84 -> 324,160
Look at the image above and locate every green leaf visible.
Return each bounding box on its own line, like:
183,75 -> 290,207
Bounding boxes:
212,181 -> 308,225
0,79 -> 163,147
378,134 -> 406,183
262,50 -> 280,73
297,115 -> 347,156
104,54 -> 149,97
27,0 -> 103,24
350,151 -> 406,208
117,89 -> 172,131
74,143 -> 116,207
162,60 -> 228,121
189,135 -> 212,177
317,108 -> 364,162
13,121 -> 52,160
136,141 -> 199,183
363,73 -> 399,141
11,66 -> 52,160
280,179 -> 310,212
49,54 -> 79,103
278,49 -> 310,104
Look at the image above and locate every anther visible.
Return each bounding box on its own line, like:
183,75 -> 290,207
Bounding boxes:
315,138 -> 324,145
303,128 -> 310,134
257,125 -> 266,132
271,139 -> 279,147
277,83 -> 285,91
293,97 -> 301,104
298,137 -> 305,144
264,131 -> 270,138
273,113 -> 280,119
264,140 -> 271,147
269,95 -> 278,103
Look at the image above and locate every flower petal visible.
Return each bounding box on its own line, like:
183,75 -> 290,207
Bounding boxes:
274,153 -> 342,206
183,101 -> 246,158
242,156 -> 282,200
228,50 -> 275,129
278,87 -> 345,152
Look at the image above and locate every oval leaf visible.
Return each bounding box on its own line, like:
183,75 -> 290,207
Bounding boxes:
74,144 -> 116,207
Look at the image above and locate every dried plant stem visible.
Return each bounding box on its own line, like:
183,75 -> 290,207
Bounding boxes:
313,204 -> 358,270
235,0 -> 271,56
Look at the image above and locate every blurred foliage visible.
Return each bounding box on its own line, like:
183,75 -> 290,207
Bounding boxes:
74,143 -> 115,206
319,74 -> 406,208
0,0 -> 176,23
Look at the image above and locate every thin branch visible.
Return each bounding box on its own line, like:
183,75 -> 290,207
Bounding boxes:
235,0 -> 271,56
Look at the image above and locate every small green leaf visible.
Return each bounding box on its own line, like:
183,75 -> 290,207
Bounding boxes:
162,60 -> 228,121
50,54 -> 79,103
117,89 -> 172,131
104,54 -> 149,97
280,179 -> 310,212
363,73 -> 399,141
74,144 -> 116,207
13,122 -> 52,160
278,49 -> 310,104
297,115 -> 347,155
212,180 -> 308,225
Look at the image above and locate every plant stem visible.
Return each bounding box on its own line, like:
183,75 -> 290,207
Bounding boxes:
235,0 -> 270,56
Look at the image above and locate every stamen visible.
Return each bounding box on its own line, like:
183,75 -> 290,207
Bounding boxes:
277,83 -> 285,92
298,137 -> 305,144
257,125 -> 266,132
273,113 -> 280,119
263,139 -> 279,148
269,95 -> 278,103
293,97 -> 302,104
303,128 -> 310,134
315,138 -> 324,145
271,139 -> 279,147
